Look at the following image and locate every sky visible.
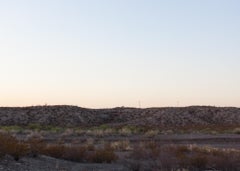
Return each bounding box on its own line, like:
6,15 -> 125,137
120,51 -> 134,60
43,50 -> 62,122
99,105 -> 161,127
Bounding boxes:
0,0 -> 240,108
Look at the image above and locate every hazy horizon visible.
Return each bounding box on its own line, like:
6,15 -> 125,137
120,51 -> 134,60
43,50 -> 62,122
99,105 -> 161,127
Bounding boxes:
1,104 -> 240,109
1,0 -> 240,108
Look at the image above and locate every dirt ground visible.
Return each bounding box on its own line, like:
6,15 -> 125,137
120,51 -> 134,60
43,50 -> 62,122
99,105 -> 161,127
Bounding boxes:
0,155 -> 129,171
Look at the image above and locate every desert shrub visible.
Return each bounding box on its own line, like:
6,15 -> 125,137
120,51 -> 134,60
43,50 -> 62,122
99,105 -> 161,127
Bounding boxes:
0,133 -> 28,160
233,127 -> 240,134
40,142 -> 116,163
130,142 -> 161,160
145,141 -> 158,150
90,129 -> 105,137
209,152 -> 240,171
130,145 -> 148,160
27,123 -> 42,131
8,141 -> 28,161
84,126 -> 115,137
61,128 -> 74,137
110,140 -> 131,151
32,142 -> 90,162
74,128 -> 84,135
119,127 -> 132,136
63,145 -> 87,162
0,126 -> 24,133
158,153 -> 178,171
210,148 -> 225,156
207,155 -> 228,170
191,145 -> 209,154
162,129 -> 174,134
144,129 -> 159,137
84,138 -> 95,151
190,154 -> 208,170
129,143 -> 240,171
44,126 -> 64,133
176,153 -> 189,169
103,128 -> 115,135
86,143 -> 95,151
98,124 -> 110,130
175,145 -> 190,155
147,141 -> 162,159
27,137 -> 46,157
118,126 -> 144,136
130,142 -> 180,170
89,144 -> 117,163
42,144 -> 65,158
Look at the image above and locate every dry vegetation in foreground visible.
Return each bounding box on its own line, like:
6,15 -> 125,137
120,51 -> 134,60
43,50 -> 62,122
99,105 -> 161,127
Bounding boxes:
0,133 -> 239,170
127,141 -> 240,171
0,133 -> 117,163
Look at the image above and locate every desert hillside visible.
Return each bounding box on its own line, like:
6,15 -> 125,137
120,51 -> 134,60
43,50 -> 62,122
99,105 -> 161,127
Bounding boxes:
0,105 -> 239,127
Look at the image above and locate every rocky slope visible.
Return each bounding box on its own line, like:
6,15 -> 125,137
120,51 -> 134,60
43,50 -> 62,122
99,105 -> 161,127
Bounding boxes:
0,105 -> 239,127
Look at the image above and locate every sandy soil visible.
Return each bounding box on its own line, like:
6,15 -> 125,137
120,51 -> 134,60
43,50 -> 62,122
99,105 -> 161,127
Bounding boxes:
0,155 -> 129,171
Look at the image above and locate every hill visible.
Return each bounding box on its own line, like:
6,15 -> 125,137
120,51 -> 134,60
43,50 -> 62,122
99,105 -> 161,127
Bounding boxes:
0,105 -> 240,128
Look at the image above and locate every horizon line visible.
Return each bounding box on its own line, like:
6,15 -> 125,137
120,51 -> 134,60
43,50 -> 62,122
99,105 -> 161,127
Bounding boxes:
0,104 -> 239,109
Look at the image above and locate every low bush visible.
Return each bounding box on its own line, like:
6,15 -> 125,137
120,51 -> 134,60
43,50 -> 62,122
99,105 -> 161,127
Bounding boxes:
233,127 -> 240,134
63,146 -> 87,162
0,126 -> 24,133
130,142 -> 161,160
42,144 -> 66,158
190,154 -> 208,170
144,129 -> 159,137
27,137 -> 46,157
0,133 -> 28,160
89,144 -> 117,163
29,141 -> 116,163
129,143 -> 240,171
110,140 -> 131,151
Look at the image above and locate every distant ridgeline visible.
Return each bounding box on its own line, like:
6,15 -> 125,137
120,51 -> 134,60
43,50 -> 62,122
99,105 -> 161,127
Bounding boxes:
0,105 -> 240,128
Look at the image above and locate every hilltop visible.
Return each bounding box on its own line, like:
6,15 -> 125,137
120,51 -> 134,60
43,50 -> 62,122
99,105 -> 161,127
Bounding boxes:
0,105 -> 239,128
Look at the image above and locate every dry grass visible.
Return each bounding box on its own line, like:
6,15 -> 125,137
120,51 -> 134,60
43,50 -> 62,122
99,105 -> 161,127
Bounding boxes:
129,143 -> 240,171
0,131 -> 239,170
63,145 -> 87,162
88,143 -> 118,163
0,133 -> 117,163
27,137 -> 46,157
110,140 -> 132,151
0,133 -> 28,160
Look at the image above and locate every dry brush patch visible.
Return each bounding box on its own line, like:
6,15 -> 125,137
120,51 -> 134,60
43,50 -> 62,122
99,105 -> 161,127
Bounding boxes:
128,142 -> 240,171
110,140 -> 132,151
38,143 -> 117,163
0,133 -> 118,163
0,133 -> 28,160
88,143 -> 118,163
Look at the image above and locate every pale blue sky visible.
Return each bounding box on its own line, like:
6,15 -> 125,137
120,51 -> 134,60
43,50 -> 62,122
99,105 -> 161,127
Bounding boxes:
0,0 -> 240,107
